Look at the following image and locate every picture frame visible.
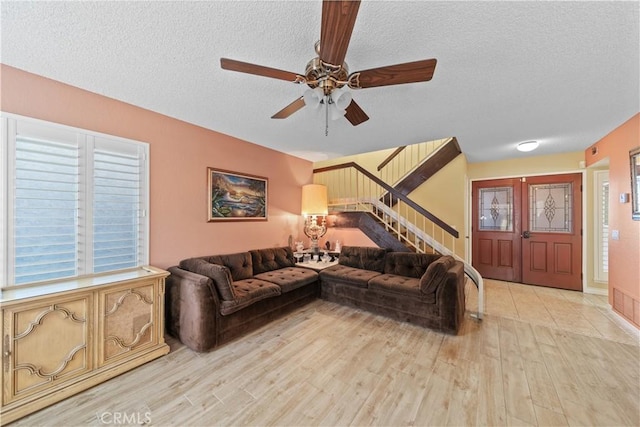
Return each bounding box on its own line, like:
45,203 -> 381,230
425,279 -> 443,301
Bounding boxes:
207,168 -> 268,221
630,146 -> 640,221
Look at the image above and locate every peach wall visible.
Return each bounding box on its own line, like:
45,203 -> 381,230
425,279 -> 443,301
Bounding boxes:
1,65 -> 313,269
585,113 -> 640,327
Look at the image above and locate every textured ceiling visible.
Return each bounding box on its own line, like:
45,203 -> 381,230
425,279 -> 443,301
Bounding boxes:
1,1 -> 638,163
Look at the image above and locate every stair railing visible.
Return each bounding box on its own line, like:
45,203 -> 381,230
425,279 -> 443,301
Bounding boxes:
376,138 -> 450,186
313,161 -> 484,319
314,162 -> 458,239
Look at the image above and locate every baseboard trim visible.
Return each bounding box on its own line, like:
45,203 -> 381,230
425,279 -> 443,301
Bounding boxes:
583,285 -> 608,296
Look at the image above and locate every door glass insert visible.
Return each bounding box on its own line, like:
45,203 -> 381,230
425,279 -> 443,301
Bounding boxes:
479,186 -> 513,231
529,183 -> 572,233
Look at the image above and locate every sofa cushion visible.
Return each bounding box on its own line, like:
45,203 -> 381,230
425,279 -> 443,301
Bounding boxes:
338,246 -> 388,272
179,258 -> 236,301
250,247 -> 296,274
202,252 -> 253,281
319,264 -> 382,288
254,267 -> 318,293
368,274 -> 436,303
420,255 -> 457,294
220,279 -> 281,316
383,252 -> 441,278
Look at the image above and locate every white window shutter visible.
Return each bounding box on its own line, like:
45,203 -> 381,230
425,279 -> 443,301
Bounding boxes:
2,114 -> 149,286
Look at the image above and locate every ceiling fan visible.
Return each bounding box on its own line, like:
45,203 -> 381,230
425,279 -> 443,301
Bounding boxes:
220,0 -> 437,130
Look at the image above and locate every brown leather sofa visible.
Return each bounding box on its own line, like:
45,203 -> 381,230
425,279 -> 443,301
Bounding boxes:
165,246 -> 466,352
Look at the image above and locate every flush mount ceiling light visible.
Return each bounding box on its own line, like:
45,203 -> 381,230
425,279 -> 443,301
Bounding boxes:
517,141 -> 539,152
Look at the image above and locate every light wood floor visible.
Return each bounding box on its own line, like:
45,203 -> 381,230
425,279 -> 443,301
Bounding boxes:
12,280 -> 640,426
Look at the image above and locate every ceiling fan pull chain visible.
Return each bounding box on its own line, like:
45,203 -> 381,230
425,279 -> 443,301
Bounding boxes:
325,95 -> 329,136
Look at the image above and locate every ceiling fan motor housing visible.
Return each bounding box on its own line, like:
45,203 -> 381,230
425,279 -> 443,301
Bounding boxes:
305,57 -> 349,94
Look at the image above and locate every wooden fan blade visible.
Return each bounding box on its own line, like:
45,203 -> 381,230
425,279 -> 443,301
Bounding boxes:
349,59 -> 437,89
320,0 -> 360,66
344,100 -> 369,126
272,97 -> 306,119
221,58 -> 304,83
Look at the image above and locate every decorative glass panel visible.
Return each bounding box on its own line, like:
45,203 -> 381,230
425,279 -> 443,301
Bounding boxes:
479,187 -> 513,231
529,183 -> 572,233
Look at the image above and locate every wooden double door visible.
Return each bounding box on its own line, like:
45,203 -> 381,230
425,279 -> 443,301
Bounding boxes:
472,173 -> 582,291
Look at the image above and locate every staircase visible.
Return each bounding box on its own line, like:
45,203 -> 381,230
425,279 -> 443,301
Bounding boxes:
313,155 -> 484,319
329,211 -> 414,252
380,137 -> 462,205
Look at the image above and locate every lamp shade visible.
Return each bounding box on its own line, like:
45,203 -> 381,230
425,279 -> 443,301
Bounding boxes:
330,105 -> 346,121
303,87 -> 324,109
333,88 -> 352,110
301,184 -> 328,216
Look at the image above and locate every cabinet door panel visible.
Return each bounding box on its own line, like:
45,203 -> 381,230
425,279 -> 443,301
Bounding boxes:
3,294 -> 92,404
99,283 -> 157,365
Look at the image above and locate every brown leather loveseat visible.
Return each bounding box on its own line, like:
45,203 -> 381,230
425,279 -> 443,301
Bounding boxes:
165,247 -> 319,352
319,246 -> 466,334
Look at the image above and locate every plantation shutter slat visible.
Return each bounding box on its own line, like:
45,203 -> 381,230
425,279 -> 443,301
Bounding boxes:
14,137 -> 79,284
92,142 -> 143,273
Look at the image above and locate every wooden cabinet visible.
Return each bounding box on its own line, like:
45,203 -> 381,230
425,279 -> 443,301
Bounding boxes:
1,267 -> 169,425
2,292 -> 93,407
98,281 -> 160,367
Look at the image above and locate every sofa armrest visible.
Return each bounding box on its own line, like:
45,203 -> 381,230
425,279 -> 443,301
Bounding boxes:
419,255 -> 456,294
434,262 -> 466,334
165,266 -> 221,352
179,258 -> 237,301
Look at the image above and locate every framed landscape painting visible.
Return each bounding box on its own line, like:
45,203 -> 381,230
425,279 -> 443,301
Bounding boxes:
208,168 -> 268,221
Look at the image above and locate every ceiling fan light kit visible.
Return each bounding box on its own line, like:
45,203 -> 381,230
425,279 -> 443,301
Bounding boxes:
220,0 -> 438,134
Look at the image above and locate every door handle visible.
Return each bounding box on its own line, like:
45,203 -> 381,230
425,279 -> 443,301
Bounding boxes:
522,231 -> 531,239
